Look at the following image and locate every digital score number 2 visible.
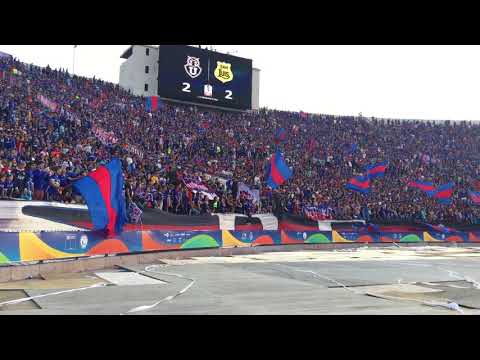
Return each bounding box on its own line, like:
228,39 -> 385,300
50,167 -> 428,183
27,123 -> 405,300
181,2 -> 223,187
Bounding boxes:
182,82 -> 233,100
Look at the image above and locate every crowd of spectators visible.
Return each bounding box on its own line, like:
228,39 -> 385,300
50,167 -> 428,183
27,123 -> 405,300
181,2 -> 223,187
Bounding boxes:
1,55 -> 480,224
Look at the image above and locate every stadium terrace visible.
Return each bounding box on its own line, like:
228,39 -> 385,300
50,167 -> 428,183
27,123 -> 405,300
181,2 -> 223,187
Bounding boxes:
2,56 -> 480,226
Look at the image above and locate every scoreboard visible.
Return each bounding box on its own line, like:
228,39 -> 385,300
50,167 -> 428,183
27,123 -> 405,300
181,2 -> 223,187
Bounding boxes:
157,45 -> 253,110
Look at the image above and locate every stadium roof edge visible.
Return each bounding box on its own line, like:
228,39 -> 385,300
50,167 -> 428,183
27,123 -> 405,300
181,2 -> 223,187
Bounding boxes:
120,45 -> 158,59
120,46 -> 132,59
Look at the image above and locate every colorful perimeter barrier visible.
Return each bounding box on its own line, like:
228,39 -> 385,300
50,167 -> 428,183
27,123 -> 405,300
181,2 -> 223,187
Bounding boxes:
0,229 -> 480,265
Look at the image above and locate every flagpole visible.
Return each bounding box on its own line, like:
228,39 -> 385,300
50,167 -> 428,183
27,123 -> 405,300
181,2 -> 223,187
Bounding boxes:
72,45 -> 77,75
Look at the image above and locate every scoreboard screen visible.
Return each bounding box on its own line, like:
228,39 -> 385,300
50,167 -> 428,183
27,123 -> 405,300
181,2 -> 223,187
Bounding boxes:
158,45 -> 252,110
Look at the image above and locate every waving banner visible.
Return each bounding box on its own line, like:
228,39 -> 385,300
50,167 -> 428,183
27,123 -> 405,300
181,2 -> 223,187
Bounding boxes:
237,182 -> 260,204
185,181 -> 216,200
37,94 -> 58,112
123,143 -> 144,159
303,206 -> 333,221
92,125 -> 118,145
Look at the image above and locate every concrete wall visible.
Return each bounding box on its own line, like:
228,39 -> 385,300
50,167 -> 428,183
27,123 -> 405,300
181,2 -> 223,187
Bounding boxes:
0,201 -> 86,232
119,45 -> 159,97
252,68 -> 260,110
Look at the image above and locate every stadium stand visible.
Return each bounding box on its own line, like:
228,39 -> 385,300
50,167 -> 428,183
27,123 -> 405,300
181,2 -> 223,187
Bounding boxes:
1,55 -> 480,226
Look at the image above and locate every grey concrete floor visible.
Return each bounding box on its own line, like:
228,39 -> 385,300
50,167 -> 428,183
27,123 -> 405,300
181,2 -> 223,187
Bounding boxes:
2,246 -> 480,315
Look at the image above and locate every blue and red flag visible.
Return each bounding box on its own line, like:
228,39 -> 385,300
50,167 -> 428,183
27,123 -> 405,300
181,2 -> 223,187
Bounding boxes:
469,190 -> 480,205
353,222 -> 380,233
266,150 -> 293,189
365,161 -> 388,179
345,175 -> 370,194
473,180 -> 480,192
73,158 -> 127,235
145,96 -> 161,112
274,128 -> 287,145
425,223 -> 458,235
428,182 -> 454,204
408,180 -> 436,192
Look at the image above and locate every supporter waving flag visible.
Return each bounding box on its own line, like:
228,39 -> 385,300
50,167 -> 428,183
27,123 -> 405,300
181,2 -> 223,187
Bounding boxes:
145,96 -> 161,112
266,149 -> 293,189
274,128 -> 287,145
408,180 -> 436,192
345,175 -> 370,194
428,182 -> 455,205
365,161 -> 388,179
468,190 -> 480,205
73,158 -> 127,235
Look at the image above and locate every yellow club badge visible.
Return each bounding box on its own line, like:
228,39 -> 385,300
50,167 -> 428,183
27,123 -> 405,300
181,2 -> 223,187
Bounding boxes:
214,62 -> 233,83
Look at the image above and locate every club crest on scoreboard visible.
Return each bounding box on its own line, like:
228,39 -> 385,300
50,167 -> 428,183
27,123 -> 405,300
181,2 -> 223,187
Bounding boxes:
184,56 -> 202,78
214,62 -> 233,83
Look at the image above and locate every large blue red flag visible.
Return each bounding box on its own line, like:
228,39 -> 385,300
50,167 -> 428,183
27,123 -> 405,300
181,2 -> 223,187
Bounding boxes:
365,161 -> 388,179
145,96 -> 161,112
73,158 -> 127,235
345,175 -> 370,194
428,182 -> 455,204
408,180 -> 436,192
274,128 -> 287,145
469,190 -> 480,205
266,150 -> 293,189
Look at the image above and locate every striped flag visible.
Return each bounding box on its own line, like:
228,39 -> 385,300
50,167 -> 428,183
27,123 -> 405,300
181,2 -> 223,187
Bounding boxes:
428,182 -> 455,205
274,128 -> 287,144
469,190 -> 480,205
73,158 -> 127,235
266,150 -> 293,189
145,96 -> 161,112
345,175 -> 370,194
408,181 -> 436,192
365,161 -> 388,179
425,223 -> 458,235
